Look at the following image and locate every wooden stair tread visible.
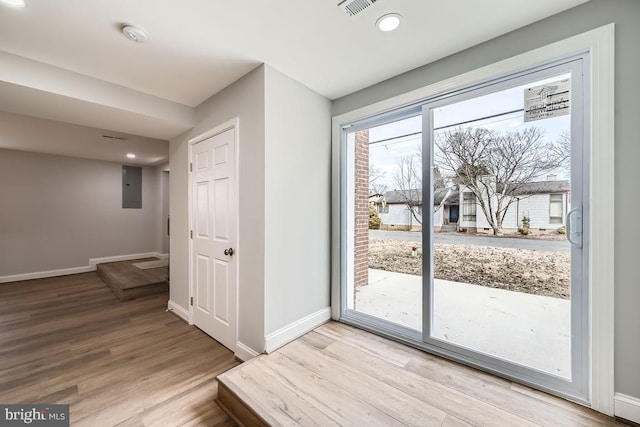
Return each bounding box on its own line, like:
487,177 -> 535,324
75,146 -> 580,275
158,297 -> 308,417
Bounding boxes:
96,258 -> 168,301
215,322 -> 626,427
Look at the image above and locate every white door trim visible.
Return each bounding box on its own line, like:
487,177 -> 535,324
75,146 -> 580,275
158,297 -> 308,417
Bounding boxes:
187,118 -> 240,350
331,24 -> 614,415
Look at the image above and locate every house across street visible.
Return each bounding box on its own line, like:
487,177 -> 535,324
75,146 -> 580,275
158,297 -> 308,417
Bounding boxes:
370,176 -> 571,235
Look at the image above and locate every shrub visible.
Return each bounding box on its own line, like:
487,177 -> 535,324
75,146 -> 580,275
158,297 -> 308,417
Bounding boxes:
517,216 -> 531,235
556,225 -> 566,234
369,204 -> 381,229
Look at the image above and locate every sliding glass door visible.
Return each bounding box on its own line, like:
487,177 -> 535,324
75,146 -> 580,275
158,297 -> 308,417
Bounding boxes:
342,111 -> 424,338
341,55 -> 589,400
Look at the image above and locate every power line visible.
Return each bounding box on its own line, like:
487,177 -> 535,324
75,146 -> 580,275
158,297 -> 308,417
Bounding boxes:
434,108 -> 523,131
367,108 -> 525,148
370,131 -> 421,146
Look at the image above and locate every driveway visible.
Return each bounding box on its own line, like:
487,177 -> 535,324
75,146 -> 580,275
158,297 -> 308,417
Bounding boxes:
369,229 -> 570,252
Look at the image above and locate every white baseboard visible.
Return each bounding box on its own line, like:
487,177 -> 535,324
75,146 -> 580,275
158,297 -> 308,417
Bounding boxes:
153,252 -> 169,260
235,342 -> 260,362
167,300 -> 189,322
0,252 -> 165,284
264,307 -> 331,353
0,265 -> 93,284
614,393 -> 640,424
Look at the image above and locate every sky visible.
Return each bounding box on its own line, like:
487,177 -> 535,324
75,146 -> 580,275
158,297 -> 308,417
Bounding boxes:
362,73 -> 572,192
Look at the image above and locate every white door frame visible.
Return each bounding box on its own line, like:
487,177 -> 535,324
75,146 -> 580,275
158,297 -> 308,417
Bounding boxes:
187,117 -> 240,348
331,24 -> 614,415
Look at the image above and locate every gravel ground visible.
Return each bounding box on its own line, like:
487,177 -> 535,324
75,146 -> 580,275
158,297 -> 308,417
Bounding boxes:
368,239 -> 570,299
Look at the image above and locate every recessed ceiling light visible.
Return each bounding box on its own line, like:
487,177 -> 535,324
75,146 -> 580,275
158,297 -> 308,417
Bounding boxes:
126,153 -> 136,159
0,0 -> 28,8
121,25 -> 149,43
376,13 -> 402,32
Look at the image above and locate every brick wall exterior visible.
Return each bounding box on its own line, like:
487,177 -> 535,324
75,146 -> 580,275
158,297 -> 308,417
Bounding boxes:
354,130 -> 369,289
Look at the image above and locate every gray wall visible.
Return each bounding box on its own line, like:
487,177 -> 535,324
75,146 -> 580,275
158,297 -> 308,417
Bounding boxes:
169,64 -> 332,352
264,66 -> 331,335
332,0 -> 640,400
154,165 -> 170,254
169,66 -> 266,353
0,149 -> 160,276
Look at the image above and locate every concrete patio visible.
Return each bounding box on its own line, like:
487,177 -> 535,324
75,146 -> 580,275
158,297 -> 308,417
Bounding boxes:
355,269 -> 571,378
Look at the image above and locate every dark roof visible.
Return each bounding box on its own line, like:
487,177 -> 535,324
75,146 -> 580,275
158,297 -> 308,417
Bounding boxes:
382,189 -> 420,204
497,180 -> 570,196
379,188 -> 458,206
377,180 -> 569,206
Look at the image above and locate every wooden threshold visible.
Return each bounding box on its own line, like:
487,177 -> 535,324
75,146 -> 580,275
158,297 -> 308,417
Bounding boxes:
217,321 -> 627,427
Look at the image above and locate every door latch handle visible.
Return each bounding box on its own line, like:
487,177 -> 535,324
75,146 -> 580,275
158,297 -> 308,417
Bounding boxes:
566,207 -> 583,249
224,248 -> 234,256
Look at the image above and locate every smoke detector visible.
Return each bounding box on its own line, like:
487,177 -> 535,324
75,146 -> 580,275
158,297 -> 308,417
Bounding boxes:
338,0 -> 378,17
121,25 -> 149,43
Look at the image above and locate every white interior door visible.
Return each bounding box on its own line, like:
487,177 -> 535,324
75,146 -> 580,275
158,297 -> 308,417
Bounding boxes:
191,127 -> 237,351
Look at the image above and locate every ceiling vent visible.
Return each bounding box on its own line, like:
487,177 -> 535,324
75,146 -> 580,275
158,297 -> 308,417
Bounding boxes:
338,0 -> 378,17
102,135 -> 127,141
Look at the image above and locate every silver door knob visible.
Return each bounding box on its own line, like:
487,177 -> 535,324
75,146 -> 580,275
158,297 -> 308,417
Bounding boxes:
224,248 -> 234,256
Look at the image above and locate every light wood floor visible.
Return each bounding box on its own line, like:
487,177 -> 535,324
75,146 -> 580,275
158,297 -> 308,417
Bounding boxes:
0,272 -> 238,426
218,321 -> 627,427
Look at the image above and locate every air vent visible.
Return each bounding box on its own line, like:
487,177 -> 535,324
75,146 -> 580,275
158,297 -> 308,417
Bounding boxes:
102,135 -> 127,141
338,0 -> 378,16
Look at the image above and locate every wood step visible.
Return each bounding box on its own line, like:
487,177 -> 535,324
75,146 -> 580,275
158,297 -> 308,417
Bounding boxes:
217,380 -> 269,427
214,321 -> 626,427
96,258 -> 168,301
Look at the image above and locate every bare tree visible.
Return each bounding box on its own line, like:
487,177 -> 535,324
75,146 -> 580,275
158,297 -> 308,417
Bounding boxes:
392,153 -> 423,224
435,126 -> 563,235
433,166 -> 447,190
369,164 -> 387,195
391,149 -> 452,224
552,131 -> 571,172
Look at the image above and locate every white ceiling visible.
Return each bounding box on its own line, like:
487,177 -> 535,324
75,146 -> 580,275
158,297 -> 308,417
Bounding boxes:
0,0 -> 588,164
0,111 -> 168,166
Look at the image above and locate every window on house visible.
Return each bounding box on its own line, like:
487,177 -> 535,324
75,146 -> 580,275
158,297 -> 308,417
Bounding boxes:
550,193 -> 563,224
378,205 -> 389,214
462,192 -> 476,221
